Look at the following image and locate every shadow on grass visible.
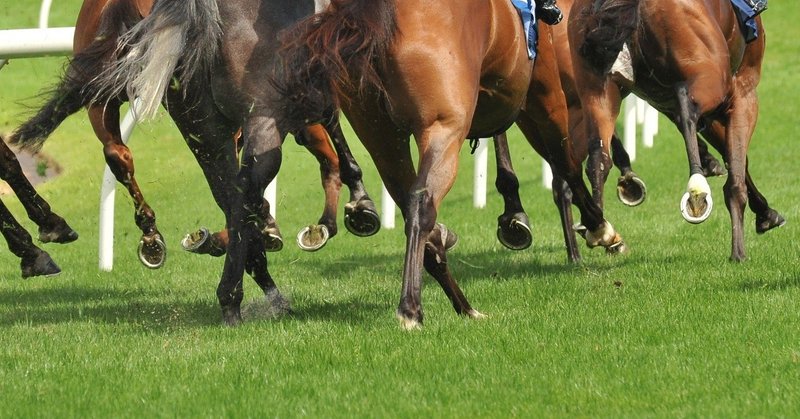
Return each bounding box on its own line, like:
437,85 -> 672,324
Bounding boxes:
738,275 -> 800,292
0,285 -> 220,330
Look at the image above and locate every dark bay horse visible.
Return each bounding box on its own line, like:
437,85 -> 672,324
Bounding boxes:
55,0 -> 393,325
569,0 -> 784,261
0,137 -> 77,278
10,0 -> 378,269
279,0 -> 624,328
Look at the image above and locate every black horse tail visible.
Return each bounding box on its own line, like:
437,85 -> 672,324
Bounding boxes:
276,0 -> 398,133
577,0 -> 640,74
84,0 -> 221,121
9,0 -> 147,152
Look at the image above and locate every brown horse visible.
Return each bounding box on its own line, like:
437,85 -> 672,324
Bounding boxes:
279,0 -> 624,328
0,137 -> 77,278
10,0 -> 379,269
569,0 -> 784,261
492,0 -> 730,262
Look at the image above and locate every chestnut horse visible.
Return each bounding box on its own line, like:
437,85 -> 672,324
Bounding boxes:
492,0 -> 729,262
569,0 -> 784,261
279,0 -> 624,328
0,137 -> 77,278
10,0 -> 378,269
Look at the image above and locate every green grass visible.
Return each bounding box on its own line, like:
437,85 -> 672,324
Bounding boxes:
1,1 -> 799,417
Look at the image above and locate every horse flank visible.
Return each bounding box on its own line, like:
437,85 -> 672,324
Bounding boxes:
276,0 -> 398,133
86,0 -> 222,121
577,0 -> 640,75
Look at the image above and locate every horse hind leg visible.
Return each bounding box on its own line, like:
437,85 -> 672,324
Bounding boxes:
0,139 -> 77,244
293,125 -> 340,251
90,104 -> 166,268
492,132 -> 533,251
675,85 -> 714,224
0,200 -> 60,278
323,118 -> 380,238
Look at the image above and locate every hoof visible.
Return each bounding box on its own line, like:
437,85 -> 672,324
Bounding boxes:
756,209 -> 786,234
344,200 -> 381,237
21,250 -> 61,279
242,288 -> 293,320
38,220 -> 79,244
616,173 -> 647,207
181,228 -> 226,257
466,309 -> 487,320
605,239 -> 628,255
680,192 -> 713,224
296,224 -> 330,252
138,234 -> 166,269
680,174 -> 713,224
428,223 -> 458,251
396,311 -> 422,331
584,222 -> 624,250
497,212 -> 532,250
221,305 -> 243,327
262,227 -> 284,252
702,159 -> 727,177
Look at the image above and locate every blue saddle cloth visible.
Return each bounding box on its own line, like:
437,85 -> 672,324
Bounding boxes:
730,0 -> 763,43
511,0 -> 538,59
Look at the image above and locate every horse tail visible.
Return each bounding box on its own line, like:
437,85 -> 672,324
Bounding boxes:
276,0 -> 398,132
577,0 -> 640,74
85,0 -> 221,121
9,0 -> 144,152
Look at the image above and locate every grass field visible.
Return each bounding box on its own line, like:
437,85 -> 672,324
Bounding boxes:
1,1 -> 799,417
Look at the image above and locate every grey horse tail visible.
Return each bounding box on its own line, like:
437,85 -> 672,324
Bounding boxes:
85,0 -> 222,121
577,0 -> 640,75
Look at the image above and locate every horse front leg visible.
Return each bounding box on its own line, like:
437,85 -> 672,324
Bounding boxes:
610,133 -> 647,207
0,139 -> 77,244
323,118 -> 380,238
89,104 -> 165,268
492,132 -> 532,251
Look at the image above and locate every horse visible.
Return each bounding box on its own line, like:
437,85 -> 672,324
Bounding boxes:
9,0 -> 379,270
569,0 -> 784,261
0,136 -> 78,278
37,0 -> 402,325
278,0 -> 625,328
491,0 -> 728,262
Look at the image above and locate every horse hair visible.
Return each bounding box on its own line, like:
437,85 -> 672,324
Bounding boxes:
275,0 -> 398,133
578,0 -> 640,75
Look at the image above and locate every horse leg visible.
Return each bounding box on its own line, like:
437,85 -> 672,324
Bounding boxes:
699,122 -> 783,235
0,199 -> 60,278
698,138 -> 727,177
323,118 -> 380,238
675,84 -> 714,224
293,125 -> 340,251
163,87 -> 240,258
344,98 -> 478,329
217,115 -> 283,326
88,103 -> 165,268
569,85 -> 625,249
610,133 -> 647,207
0,140 -> 77,244
492,132 -> 532,251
